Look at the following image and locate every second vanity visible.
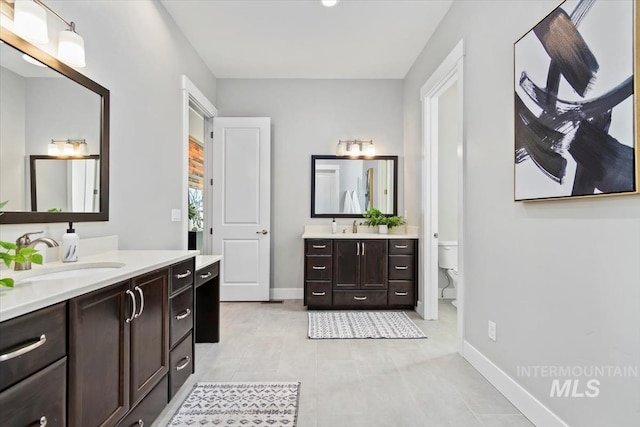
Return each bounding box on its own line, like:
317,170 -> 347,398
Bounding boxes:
302,226 -> 419,310
0,248 -> 221,427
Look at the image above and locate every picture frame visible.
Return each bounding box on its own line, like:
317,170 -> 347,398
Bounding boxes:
514,0 -> 638,201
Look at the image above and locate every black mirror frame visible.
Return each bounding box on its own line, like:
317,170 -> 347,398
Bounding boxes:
311,155 -> 398,218
0,27 -> 110,224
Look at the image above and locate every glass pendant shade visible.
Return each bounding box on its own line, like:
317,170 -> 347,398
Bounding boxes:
58,28 -> 86,68
365,142 -> 376,156
13,0 -> 49,44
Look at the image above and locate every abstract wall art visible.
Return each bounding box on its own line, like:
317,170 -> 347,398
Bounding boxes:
514,0 -> 638,201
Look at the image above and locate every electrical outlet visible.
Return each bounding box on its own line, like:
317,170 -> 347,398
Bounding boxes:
171,209 -> 181,222
488,320 -> 497,342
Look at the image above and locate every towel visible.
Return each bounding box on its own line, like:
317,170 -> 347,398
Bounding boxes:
351,190 -> 362,214
343,190 -> 354,213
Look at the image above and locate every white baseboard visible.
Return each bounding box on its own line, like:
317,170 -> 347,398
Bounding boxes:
464,341 -> 569,427
270,287 -> 304,300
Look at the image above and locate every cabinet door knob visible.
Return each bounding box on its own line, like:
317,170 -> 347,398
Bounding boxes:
256,229 -> 269,235
176,356 -> 191,371
0,334 -> 46,362
175,308 -> 192,320
134,286 -> 145,318
125,290 -> 137,323
175,270 -> 192,279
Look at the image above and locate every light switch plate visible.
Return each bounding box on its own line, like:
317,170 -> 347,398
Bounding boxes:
171,209 -> 181,222
488,320 -> 497,342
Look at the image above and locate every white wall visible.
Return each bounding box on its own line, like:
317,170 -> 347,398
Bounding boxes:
0,67 -> 26,211
0,0 -> 217,249
216,79 -> 404,291
404,1 -> 640,425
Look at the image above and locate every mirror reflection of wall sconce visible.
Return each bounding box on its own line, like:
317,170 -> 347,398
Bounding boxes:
1,0 -> 86,67
48,139 -> 88,156
336,139 -> 375,157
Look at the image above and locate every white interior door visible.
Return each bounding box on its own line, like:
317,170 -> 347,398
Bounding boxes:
213,117 -> 271,301
314,165 -> 340,214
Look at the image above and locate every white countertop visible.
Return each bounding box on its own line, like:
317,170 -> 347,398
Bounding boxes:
0,250 -> 202,322
302,224 -> 419,239
196,255 -> 222,270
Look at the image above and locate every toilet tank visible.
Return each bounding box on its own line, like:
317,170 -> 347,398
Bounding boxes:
438,241 -> 458,270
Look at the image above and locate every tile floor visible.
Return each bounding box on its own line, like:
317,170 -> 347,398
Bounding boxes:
153,300 -> 534,427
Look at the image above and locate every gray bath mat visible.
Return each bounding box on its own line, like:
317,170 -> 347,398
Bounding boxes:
167,382 -> 300,426
308,311 -> 427,339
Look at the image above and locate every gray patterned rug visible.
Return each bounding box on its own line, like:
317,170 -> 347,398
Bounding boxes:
167,382 -> 300,426
308,311 -> 427,339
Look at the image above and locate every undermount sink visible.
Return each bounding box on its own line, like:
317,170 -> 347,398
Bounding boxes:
20,262 -> 125,282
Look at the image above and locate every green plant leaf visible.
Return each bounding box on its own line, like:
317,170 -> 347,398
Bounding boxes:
0,277 -> 14,288
0,252 -> 12,268
13,254 -> 26,263
30,253 -> 43,265
18,247 -> 38,257
0,241 -> 17,250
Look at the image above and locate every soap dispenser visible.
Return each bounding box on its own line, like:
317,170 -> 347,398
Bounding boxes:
331,218 -> 337,234
62,222 -> 79,262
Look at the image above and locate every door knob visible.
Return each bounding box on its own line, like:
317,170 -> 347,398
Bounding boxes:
256,229 -> 269,235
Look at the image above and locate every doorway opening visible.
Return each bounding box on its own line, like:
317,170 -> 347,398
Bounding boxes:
419,40 -> 465,354
181,75 -> 217,253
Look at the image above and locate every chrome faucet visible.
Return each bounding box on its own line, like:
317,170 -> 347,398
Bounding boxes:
14,231 -> 60,271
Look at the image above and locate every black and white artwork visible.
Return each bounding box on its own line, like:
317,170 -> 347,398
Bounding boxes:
514,0 -> 637,201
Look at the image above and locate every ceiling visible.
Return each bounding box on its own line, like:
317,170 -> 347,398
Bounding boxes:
160,0 -> 453,79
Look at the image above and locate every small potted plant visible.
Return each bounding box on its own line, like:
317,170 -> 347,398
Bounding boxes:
361,208 -> 406,234
0,201 -> 43,288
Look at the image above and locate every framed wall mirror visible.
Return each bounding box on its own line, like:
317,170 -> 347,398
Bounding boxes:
0,27 -> 109,224
311,155 -> 398,218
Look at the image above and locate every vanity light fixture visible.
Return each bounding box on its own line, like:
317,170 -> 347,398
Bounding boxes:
6,0 -> 86,67
48,139 -> 88,156
337,140 -> 376,157
321,0 -> 339,7
13,0 -> 48,44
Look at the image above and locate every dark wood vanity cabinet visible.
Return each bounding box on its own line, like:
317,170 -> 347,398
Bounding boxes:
0,302 -> 67,427
305,238 -> 417,309
68,268 -> 170,427
169,258 -> 195,400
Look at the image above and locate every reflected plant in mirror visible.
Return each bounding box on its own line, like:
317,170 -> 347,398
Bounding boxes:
311,155 -> 398,218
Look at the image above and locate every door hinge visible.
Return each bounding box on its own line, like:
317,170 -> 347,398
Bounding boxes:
210,131 -> 213,139
210,178 -> 213,186
210,228 -> 213,235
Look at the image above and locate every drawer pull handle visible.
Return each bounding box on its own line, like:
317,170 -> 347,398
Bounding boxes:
134,286 -> 145,318
354,296 -> 367,301
125,290 -> 137,323
40,416 -> 47,427
395,266 -> 409,270
311,291 -> 326,296
200,271 -> 212,279
395,244 -> 408,249
176,356 -> 191,371
0,334 -> 47,362
312,244 -> 326,249
137,420 -> 144,427
312,266 -> 326,270
176,308 -> 192,320
395,291 -> 409,296
175,270 -> 192,279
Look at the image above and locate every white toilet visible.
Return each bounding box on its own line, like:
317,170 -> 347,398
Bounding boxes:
438,241 -> 458,307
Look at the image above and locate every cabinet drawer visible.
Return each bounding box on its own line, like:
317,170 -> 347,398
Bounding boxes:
388,281 -> 415,306
169,332 -> 193,400
389,239 -> 415,255
305,282 -> 332,307
305,239 -> 332,256
0,357 -> 66,427
170,287 -> 194,348
196,262 -> 219,288
333,290 -> 387,307
389,255 -> 415,280
0,302 -> 67,391
117,374 -> 168,427
305,256 -> 332,280
171,258 -> 195,295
